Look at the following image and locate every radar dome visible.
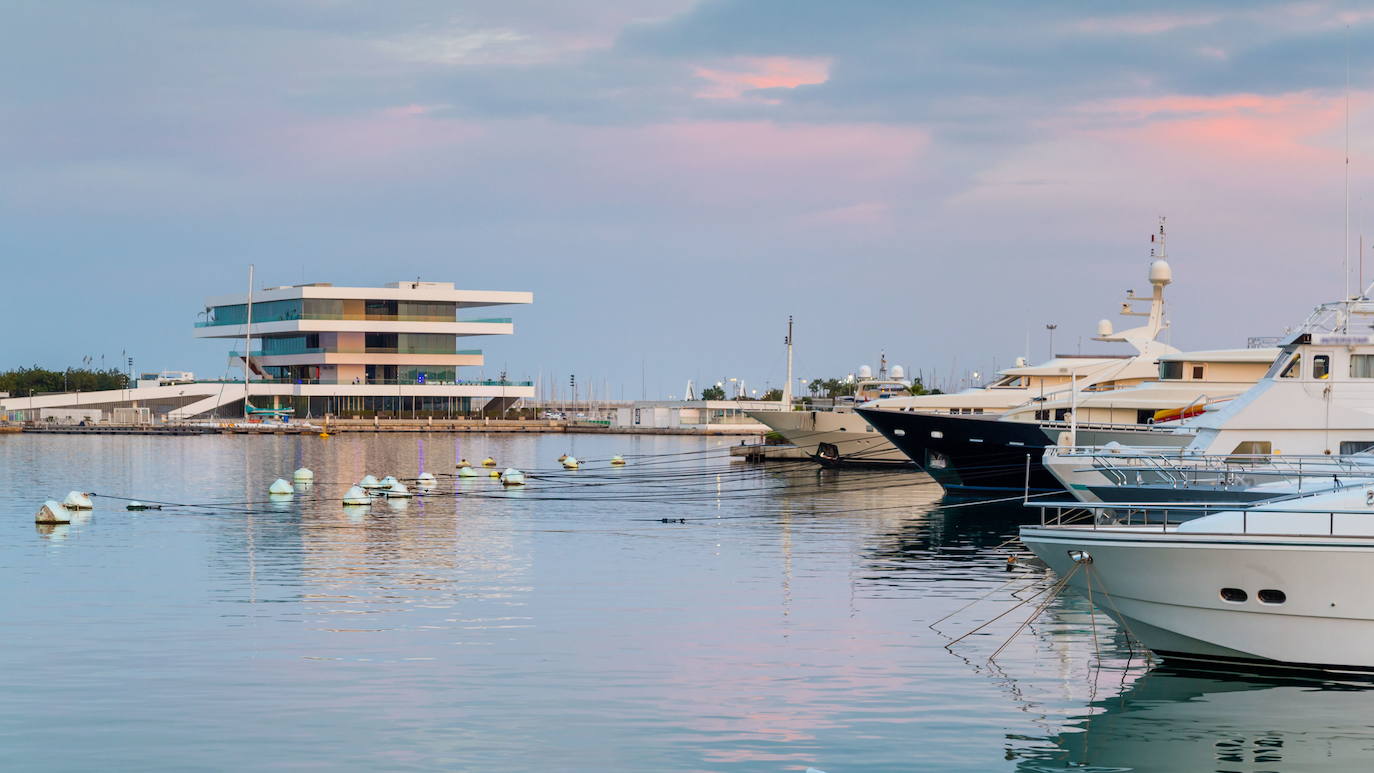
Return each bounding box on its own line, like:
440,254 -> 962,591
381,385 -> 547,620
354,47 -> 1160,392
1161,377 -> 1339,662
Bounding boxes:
1015,356 -> 1027,367
858,365 -> 873,379
891,365 -> 906,380
1149,259 -> 1172,286
1097,319 -> 1114,337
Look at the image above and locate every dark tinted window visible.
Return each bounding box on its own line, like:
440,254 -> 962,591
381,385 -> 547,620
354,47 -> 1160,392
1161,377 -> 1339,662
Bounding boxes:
1258,589 -> 1286,604
1220,588 -> 1247,603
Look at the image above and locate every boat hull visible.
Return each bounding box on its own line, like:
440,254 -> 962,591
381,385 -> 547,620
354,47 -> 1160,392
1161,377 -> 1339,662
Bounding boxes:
855,408 -> 1065,494
747,410 -> 914,468
1021,525 -> 1374,675
857,408 -> 1192,496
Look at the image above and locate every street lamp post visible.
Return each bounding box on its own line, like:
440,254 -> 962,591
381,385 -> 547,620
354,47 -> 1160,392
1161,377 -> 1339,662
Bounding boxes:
1046,323 -> 1058,359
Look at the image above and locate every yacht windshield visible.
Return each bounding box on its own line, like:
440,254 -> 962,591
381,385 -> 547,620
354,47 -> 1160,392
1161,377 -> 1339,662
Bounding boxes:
1279,353 -> 1301,378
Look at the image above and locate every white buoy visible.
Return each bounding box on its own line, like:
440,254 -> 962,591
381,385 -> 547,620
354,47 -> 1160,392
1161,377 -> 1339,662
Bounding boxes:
293,467 -> 314,481
417,472 -> 437,489
500,468 -> 526,486
380,475 -> 399,488
359,474 -> 383,489
269,478 -> 294,495
342,485 -> 371,505
610,455 -> 626,466
458,466 -> 478,478
385,480 -> 413,498
36,500 -> 72,524
562,456 -> 579,469
63,491 -> 94,510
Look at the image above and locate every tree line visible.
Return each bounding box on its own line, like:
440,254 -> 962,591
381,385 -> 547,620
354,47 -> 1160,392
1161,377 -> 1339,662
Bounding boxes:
0,367 -> 130,395
696,378 -> 939,401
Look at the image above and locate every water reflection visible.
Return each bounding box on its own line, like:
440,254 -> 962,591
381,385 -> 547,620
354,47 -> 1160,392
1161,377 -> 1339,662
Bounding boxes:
14,432 -> 1373,771
1015,668 -> 1374,772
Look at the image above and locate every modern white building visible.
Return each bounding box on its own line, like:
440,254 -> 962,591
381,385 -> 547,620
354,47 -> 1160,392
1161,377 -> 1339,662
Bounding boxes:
0,280 -> 534,421
613,400 -> 786,431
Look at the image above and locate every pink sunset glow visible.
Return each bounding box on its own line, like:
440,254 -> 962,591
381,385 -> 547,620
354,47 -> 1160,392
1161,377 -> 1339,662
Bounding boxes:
694,56 -> 831,101
1085,91 -> 1357,160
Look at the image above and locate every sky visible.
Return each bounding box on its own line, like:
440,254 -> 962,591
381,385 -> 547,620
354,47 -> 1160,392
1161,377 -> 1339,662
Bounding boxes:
5,0 -> 1374,398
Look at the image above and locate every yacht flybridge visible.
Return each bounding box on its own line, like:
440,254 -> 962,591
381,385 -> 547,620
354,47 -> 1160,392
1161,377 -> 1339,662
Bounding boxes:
1047,292 -> 1374,500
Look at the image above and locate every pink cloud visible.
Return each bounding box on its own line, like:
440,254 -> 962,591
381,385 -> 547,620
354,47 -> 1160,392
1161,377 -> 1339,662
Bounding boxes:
694,57 -> 831,102
1085,91 -> 1351,160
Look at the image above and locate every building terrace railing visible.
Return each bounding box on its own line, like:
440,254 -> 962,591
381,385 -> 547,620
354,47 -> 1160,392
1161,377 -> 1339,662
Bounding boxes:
194,378 -> 533,387
197,315 -> 514,327
231,348 -> 484,357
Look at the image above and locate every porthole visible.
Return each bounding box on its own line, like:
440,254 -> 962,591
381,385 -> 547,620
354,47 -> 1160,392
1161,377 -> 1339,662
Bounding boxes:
893,429 -> 906,437
930,431 -> 943,439
1220,588 -> 1248,603
1258,589 -> 1286,605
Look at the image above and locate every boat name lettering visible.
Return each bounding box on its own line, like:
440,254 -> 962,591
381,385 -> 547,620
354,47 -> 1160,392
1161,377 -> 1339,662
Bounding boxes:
1313,334 -> 1374,346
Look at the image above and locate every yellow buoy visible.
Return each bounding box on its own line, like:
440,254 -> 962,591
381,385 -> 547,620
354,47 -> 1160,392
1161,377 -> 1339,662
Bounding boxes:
488,469 -> 501,478
557,454 -> 568,462
457,458 -> 471,468
482,457 -> 497,467
318,432 -> 331,438
610,455 -> 626,466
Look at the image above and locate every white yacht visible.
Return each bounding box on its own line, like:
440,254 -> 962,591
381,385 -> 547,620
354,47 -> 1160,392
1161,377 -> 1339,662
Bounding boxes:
1021,484 -> 1374,675
754,235 -> 1183,468
750,358 -> 915,467
859,233 -> 1277,494
1046,294 -> 1374,500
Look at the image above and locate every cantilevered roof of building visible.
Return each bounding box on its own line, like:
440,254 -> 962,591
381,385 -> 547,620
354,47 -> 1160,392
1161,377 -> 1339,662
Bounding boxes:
205,281 -> 532,308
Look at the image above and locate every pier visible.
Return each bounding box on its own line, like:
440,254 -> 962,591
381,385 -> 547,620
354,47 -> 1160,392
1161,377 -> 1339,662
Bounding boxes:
3,418 -> 766,437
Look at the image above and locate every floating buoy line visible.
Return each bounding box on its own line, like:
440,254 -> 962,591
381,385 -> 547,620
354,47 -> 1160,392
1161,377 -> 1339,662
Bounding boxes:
36,444 -> 1060,525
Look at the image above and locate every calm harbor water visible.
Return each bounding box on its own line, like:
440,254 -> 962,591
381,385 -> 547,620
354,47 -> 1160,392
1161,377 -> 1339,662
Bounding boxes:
3,432 -> 1371,771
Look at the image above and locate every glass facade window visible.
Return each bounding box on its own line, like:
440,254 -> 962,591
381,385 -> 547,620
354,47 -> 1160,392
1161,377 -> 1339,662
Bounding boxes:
304,299 -> 343,317
262,335 -> 320,355
362,333 -> 457,353
1159,361 -> 1184,380
363,365 -> 458,383
209,299 -> 304,325
399,301 -> 456,320
206,297 -> 455,324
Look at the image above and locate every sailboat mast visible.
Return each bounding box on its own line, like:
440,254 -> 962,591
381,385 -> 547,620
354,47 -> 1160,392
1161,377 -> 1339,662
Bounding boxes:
244,264 -> 254,419
782,315 -> 794,410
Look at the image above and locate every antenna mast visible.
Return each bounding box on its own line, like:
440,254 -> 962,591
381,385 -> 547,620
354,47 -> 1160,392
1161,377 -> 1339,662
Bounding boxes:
1346,24 -> 1352,299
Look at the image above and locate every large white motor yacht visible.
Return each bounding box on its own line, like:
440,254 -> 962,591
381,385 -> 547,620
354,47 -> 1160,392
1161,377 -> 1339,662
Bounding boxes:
1046,293 -> 1374,500
1021,484 -> 1374,675
755,234 -> 1186,469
